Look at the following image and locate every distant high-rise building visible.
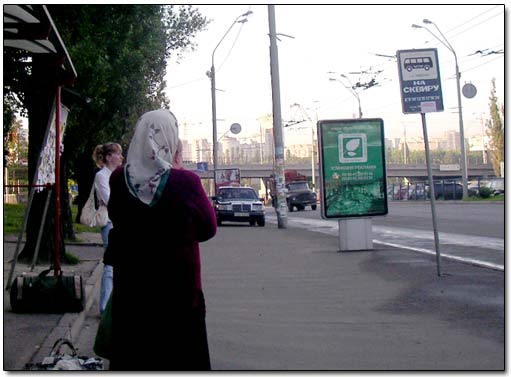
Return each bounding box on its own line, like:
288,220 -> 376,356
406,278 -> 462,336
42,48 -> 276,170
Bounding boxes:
264,128 -> 274,162
444,130 -> 460,150
221,136 -> 240,164
193,139 -> 211,163
181,139 -> 193,162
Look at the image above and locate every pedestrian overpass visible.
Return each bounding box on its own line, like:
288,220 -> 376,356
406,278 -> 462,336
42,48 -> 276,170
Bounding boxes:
184,163 -> 495,181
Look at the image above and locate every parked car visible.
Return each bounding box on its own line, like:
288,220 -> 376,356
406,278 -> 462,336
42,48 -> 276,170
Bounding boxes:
409,184 -> 427,200
427,181 -> 477,200
212,186 -> 265,226
468,180 -> 488,196
488,178 -> 504,195
468,178 -> 504,197
388,185 -> 413,200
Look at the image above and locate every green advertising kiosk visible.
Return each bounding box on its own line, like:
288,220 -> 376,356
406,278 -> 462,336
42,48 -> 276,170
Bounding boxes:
318,118 -> 388,251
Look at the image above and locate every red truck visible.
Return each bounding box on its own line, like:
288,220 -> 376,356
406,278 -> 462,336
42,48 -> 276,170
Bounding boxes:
270,170 -> 317,211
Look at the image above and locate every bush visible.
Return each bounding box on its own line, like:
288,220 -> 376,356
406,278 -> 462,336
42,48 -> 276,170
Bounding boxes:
479,186 -> 492,199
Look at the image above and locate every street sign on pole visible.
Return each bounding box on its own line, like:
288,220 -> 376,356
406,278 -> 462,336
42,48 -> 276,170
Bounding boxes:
397,48 -> 444,114
397,48 -> 443,276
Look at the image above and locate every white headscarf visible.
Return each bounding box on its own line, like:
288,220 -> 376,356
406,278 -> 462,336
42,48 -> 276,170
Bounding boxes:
124,109 -> 179,206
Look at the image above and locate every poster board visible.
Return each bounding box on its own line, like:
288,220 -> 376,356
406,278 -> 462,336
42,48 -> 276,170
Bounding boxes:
215,168 -> 241,191
318,118 -> 388,219
34,100 -> 69,192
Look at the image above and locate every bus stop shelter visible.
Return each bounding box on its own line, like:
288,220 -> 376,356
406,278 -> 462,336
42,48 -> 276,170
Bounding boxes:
4,4 -> 77,279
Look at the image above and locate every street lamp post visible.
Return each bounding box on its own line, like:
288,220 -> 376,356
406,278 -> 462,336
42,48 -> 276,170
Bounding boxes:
340,74 -> 363,119
328,76 -> 362,119
412,19 -> 469,199
208,10 -> 252,194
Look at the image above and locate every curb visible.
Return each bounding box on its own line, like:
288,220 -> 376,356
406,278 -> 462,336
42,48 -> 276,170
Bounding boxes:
27,260 -> 103,364
3,240 -> 104,248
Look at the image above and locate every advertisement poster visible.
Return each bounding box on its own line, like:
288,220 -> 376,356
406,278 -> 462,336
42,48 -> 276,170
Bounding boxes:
215,168 -> 241,191
34,100 -> 69,192
318,118 -> 388,218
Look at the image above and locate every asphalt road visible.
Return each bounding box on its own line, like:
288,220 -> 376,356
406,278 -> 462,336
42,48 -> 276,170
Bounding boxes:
268,200 -> 504,271
63,204 -> 504,371
69,222 -> 504,371
287,200 -> 504,239
200,224 -> 504,370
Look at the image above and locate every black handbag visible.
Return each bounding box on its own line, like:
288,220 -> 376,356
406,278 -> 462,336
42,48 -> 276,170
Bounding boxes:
10,268 -> 85,313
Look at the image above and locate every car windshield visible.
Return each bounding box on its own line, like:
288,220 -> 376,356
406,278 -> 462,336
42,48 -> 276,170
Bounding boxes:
288,182 -> 309,191
218,188 -> 258,200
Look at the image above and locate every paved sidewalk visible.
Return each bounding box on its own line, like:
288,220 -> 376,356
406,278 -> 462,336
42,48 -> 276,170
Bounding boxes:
202,224 -> 504,370
3,222 -> 505,370
3,232 -> 104,371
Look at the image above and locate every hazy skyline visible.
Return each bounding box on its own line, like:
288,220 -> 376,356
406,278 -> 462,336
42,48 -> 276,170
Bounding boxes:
165,4 -> 504,147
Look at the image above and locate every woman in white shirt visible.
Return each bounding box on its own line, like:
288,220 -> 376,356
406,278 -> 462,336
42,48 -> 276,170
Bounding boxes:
92,142 -> 123,314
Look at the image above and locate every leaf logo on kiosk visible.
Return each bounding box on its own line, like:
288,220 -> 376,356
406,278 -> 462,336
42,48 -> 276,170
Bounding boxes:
339,134 -> 367,163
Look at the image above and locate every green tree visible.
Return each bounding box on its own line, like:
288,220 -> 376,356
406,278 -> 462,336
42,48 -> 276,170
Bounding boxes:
386,148 -> 404,164
4,118 -> 28,165
486,78 -> 504,177
9,5 -> 208,264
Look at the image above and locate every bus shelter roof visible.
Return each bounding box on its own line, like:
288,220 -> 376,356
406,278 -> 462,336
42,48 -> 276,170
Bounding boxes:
4,4 -> 77,85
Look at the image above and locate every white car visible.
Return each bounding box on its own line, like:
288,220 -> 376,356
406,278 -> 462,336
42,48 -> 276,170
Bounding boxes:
213,186 -> 265,226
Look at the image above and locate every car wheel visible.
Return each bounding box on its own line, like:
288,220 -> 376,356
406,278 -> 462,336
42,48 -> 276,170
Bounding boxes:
257,218 -> 265,227
217,218 -> 222,226
311,204 -> 317,210
249,219 -> 256,226
288,203 -> 294,212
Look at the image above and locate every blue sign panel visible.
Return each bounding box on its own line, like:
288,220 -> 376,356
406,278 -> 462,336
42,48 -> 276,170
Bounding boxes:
196,162 -> 208,171
397,48 -> 444,114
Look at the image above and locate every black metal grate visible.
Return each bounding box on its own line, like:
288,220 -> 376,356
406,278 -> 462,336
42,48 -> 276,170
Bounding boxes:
232,204 -> 251,212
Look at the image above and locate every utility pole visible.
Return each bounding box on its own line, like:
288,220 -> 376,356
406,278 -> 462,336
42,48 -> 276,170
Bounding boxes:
268,5 -> 287,229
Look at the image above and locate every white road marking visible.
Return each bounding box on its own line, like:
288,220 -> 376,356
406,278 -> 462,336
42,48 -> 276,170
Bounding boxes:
374,241 -> 504,271
266,215 -> 504,271
373,225 -> 504,251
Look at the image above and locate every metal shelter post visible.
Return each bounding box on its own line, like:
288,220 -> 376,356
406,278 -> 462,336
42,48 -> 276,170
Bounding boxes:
53,85 -> 61,275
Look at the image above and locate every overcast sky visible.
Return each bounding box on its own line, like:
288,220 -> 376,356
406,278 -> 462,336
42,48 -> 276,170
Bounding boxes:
165,4 -> 504,145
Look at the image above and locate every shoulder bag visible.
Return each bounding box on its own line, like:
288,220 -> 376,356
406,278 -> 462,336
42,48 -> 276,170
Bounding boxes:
80,184 -> 108,228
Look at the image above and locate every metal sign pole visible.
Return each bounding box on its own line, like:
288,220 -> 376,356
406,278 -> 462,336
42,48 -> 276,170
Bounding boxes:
421,113 -> 441,276
397,48 -> 444,277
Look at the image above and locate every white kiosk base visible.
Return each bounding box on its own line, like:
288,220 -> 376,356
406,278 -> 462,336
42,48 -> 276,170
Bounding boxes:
338,218 -> 373,251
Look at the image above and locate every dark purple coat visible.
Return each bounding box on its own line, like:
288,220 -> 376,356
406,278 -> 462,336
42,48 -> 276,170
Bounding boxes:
106,167 -> 216,370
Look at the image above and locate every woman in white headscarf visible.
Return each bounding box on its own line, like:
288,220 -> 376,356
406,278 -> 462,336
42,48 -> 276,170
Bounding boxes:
104,109 -> 217,370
